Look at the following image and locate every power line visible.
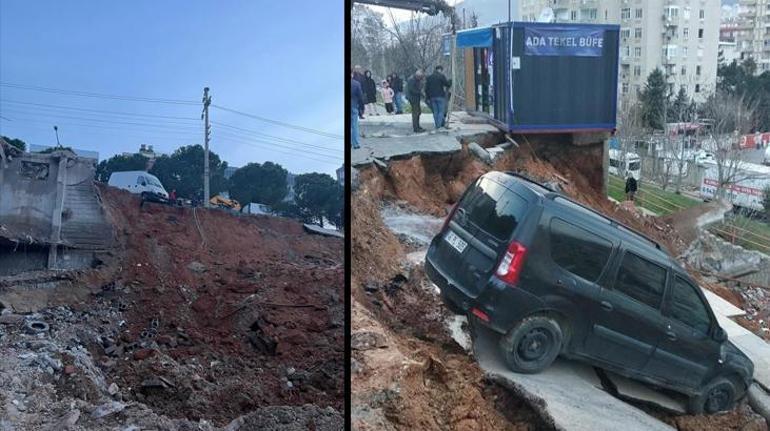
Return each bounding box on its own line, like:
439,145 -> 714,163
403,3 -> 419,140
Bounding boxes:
0,82 -> 199,105
214,130 -> 341,161
212,121 -> 340,151
217,139 -> 341,166
2,116 -> 200,137
1,99 -> 200,121
215,130 -> 342,161
212,104 -> 344,140
0,107 -> 201,131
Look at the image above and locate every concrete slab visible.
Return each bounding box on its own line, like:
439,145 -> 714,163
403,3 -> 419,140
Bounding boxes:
302,224 -> 343,238
353,112 -> 500,168
703,289 -> 745,317
604,371 -> 687,414
472,325 -> 674,431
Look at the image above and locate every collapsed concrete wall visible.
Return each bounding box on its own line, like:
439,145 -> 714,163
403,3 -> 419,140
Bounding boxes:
0,148 -> 112,274
683,230 -> 768,278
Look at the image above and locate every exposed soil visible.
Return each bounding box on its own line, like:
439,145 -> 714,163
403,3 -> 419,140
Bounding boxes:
0,185 -> 343,429
352,139 -> 767,431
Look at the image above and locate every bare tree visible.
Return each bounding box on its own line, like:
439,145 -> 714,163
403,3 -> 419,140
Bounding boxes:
699,91 -> 758,197
615,101 -> 645,177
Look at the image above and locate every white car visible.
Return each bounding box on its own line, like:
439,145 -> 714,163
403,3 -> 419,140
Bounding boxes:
108,171 -> 169,201
764,146 -> 770,165
693,150 -> 716,166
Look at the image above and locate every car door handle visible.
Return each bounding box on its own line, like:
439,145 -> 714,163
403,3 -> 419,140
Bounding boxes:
666,331 -> 677,341
600,301 -> 613,312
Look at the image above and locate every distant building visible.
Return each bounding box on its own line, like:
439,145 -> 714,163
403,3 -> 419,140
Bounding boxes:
736,0 -> 770,72
519,0 -> 720,102
224,166 -> 239,179
122,144 -> 160,159
29,144 -> 99,161
241,202 -> 272,215
336,165 -> 344,186
719,40 -> 741,65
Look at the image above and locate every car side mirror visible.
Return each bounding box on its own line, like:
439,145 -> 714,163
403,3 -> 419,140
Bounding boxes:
714,326 -> 728,343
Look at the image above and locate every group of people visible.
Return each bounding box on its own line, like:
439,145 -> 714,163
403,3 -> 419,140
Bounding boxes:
405,65 -> 451,133
350,64 -> 452,148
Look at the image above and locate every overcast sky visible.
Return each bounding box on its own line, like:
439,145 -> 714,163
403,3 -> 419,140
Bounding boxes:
0,1 -> 343,175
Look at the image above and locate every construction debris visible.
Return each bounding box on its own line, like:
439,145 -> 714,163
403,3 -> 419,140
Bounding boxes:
0,185 -> 343,429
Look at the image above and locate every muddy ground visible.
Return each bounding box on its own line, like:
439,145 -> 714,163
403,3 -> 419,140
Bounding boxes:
351,141 -> 769,431
0,186 -> 343,430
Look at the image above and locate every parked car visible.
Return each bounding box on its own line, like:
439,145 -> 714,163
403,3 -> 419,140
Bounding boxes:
108,171 -> 169,203
425,171 -> 754,414
764,145 -> 770,165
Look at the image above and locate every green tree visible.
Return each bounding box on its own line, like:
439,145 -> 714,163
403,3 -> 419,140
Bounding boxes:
150,144 -> 228,199
228,162 -> 288,206
39,146 -> 74,154
1,135 -> 26,152
293,173 -> 343,228
96,153 -> 148,182
669,87 -> 691,122
640,68 -> 669,130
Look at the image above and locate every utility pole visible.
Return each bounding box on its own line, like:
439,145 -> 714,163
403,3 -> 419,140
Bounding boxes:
201,87 -> 211,208
54,125 -> 60,147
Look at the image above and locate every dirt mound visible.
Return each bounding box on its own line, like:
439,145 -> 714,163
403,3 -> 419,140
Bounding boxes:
0,185 -> 343,428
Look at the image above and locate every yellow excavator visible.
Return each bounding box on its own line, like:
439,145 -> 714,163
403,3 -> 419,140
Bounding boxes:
209,195 -> 241,211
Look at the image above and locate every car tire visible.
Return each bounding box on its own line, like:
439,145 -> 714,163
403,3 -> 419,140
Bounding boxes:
499,316 -> 562,374
688,377 -> 738,415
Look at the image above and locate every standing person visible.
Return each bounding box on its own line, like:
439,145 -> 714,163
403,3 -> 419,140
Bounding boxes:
168,189 -> 177,205
406,69 -> 426,133
351,69 -> 365,149
381,80 -> 395,114
363,70 -> 378,116
625,173 -> 638,202
425,65 -> 451,129
353,65 -> 366,119
390,72 -> 404,114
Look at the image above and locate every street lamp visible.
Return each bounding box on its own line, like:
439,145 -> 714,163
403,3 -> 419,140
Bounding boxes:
53,125 -> 61,147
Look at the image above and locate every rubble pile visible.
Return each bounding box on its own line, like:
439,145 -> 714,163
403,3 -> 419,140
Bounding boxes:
0,186 -> 343,429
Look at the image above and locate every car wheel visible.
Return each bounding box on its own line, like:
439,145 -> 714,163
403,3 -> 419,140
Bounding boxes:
688,377 -> 737,414
499,316 -> 562,374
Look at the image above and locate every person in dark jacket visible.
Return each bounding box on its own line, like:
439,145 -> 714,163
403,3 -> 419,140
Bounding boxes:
406,69 -> 425,133
353,65 -> 366,119
625,173 -> 638,201
425,65 -> 452,129
363,70 -> 378,116
390,72 -> 405,114
351,69 -> 365,149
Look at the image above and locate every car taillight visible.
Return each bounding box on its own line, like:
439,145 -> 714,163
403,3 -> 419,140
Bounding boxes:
441,202 -> 459,232
495,241 -> 527,285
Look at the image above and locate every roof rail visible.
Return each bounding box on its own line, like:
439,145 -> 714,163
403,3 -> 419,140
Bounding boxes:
545,192 -> 662,250
503,171 -> 556,192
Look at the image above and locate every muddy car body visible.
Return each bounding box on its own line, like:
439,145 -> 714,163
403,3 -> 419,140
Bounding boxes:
425,171 -> 754,414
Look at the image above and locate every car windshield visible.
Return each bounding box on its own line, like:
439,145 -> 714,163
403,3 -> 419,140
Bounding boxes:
628,161 -> 640,170
146,176 -> 163,188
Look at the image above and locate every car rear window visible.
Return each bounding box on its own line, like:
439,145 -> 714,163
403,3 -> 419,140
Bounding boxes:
549,218 -> 613,282
459,177 -> 528,241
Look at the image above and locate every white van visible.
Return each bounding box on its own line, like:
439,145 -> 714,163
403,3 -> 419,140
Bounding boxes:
108,171 -> 169,201
764,146 -> 770,165
609,149 -> 641,180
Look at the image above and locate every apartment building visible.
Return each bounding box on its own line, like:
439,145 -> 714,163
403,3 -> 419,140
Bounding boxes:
736,0 -> 770,72
519,0 -> 720,102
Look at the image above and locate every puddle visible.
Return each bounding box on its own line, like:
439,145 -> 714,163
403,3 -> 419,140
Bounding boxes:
380,206 -> 443,247
446,315 -> 472,352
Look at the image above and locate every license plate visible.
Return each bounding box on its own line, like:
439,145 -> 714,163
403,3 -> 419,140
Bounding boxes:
444,230 -> 468,253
